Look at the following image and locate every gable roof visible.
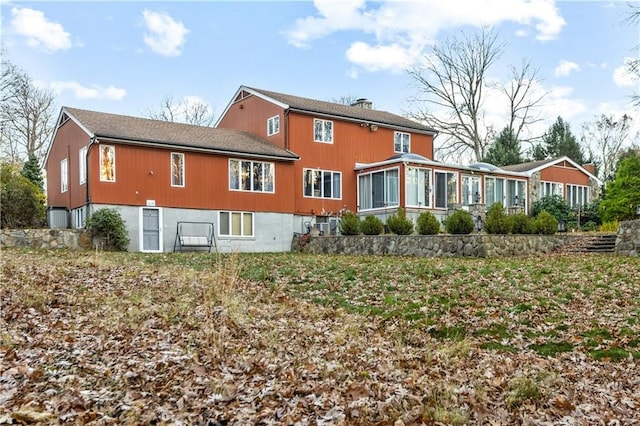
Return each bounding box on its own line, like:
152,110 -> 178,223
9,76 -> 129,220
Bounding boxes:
45,107 -> 299,165
502,156 -> 602,184
218,86 -> 437,135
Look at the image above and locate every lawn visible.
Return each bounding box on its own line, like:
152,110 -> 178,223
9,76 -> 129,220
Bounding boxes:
1,248 -> 639,425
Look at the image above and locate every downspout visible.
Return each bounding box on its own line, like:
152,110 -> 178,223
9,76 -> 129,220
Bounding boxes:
85,136 -> 98,220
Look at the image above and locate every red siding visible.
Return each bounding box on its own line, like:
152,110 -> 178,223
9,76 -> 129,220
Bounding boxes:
540,163 -> 589,186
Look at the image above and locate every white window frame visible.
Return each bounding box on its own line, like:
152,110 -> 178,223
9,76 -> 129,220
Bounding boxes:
219,211 -> 254,238
99,144 -> 116,182
313,118 -> 334,144
405,167 -> 431,208
358,167 -> 400,211
507,179 -> 527,208
229,159 -> 275,193
394,131 -> 411,153
303,168 -> 342,199
540,181 -> 563,198
171,152 -> 185,187
61,158 -> 68,193
434,171 -> 458,209
267,115 -> 280,136
566,184 -> 589,208
461,175 -> 482,206
79,146 -> 87,185
485,177 -> 505,208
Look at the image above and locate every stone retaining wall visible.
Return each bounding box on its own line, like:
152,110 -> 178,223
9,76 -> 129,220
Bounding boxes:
1,228 -> 93,250
616,220 -> 640,256
294,233 -> 586,258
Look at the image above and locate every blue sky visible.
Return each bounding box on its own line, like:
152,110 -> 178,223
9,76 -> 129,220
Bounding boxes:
2,0 -> 639,159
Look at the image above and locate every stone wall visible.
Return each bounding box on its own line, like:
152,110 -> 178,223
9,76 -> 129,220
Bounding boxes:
294,233 -> 582,258
616,220 -> 640,256
1,228 -> 93,250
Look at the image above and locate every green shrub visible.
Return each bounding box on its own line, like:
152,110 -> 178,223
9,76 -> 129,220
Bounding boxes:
531,210 -> 558,235
444,209 -> 474,234
1,162 -> 46,229
599,221 -> 619,232
338,211 -> 361,235
416,211 -> 441,235
360,215 -> 384,235
508,212 -> 532,234
386,208 -> 414,235
532,195 -> 570,224
86,208 -> 130,251
484,203 -> 510,234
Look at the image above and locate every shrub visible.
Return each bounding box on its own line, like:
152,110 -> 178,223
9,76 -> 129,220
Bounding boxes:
386,208 -> 414,235
444,210 -> 474,234
599,221 -> 619,232
416,211 -> 441,235
1,162 -> 46,229
532,195 -> 570,224
86,208 -> 130,251
360,215 -> 384,235
508,212 -> 532,234
484,203 -> 510,234
338,211 -> 361,235
531,210 -> 558,235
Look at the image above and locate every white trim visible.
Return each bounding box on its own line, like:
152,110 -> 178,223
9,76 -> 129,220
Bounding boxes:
99,144 -> 116,182
79,146 -> 87,185
394,131 -> 411,153
303,168 -> 342,200
139,207 -> 163,253
170,152 -> 185,187
60,158 -> 68,193
520,156 -> 602,185
313,118 -> 334,144
267,115 -> 280,136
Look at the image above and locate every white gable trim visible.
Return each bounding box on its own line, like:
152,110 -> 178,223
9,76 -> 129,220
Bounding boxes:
524,156 -> 602,185
214,85 -> 289,127
44,107 -> 96,168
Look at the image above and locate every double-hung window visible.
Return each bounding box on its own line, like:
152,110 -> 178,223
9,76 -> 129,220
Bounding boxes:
314,119 -> 333,143
79,146 -> 87,185
434,171 -> 458,209
405,167 -> 430,207
219,211 -> 253,237
358,168 -> 399,210
267,115 -> 280,136
394,132 -> 410,153
171,153 -> 185,187
303,169 -> 341,199
61,158 -> 68,193
229,159 -> 275,193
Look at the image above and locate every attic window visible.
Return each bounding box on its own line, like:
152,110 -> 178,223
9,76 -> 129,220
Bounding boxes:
57,113 -> 70,128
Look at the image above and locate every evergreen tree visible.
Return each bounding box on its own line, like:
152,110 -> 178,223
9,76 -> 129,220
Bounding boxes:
21,154 -> 44,190
599,152 -> 640,222
537,116 -> 585,164
481,127 -> 522,166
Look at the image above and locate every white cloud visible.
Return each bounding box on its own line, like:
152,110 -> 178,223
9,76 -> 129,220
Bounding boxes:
554,60 -> 580,77
613,57 -> 640,88
50,81 -> 127,100
142,10 -> 189,57
285,0 -> 566,72
345,41 -> 422,73
10,7 -> 72,52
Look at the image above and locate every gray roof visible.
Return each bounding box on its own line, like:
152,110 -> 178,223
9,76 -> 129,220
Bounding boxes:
501,158 -> 557,173
64,107 -> 298,160
246,87 -> 437,134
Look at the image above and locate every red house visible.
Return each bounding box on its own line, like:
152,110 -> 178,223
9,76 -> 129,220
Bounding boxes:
44,85 -> 601,252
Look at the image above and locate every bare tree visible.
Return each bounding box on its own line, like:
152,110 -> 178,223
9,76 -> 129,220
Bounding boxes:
408,27 -> 545,162
0,58 -> 56,163
582,114 -> 636,182
626,4 -> 640,108
146,95 -> 216,126
331,95 -> 361,106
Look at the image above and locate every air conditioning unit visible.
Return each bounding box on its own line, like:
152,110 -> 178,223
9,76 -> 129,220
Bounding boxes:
317,222 -> 330,236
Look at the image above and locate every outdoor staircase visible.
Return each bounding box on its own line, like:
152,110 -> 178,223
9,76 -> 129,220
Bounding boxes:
555,233 -> 618,254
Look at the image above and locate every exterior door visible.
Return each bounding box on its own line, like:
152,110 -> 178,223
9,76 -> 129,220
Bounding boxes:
140,208 -> 162,252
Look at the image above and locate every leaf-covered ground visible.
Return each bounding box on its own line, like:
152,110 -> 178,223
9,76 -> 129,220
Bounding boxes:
1,248 -> 639,425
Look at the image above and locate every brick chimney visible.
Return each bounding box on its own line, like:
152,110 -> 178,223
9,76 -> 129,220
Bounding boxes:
350,98 -> 372,109
582,163 -> 596,175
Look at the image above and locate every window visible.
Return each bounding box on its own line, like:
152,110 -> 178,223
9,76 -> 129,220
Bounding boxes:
219,211 -> 253,237
303,169 -> 341,199
394,132 -> 410,153
79,146 -> 87,184
434,171 -> 458,209
507,179 -> 527,207
405,167 -> 430,207
461,175 -> 482,206
171,153 -> 185,187
313,119 -> 333,143
485,177 -> 505,208
267,115 -> 280,136
358,168 -> 399,210
99,145 -> 115,182
229,159 -> 274,193
61,158 -> 68,193
540,181 -> 563,198
566,184 -> 589,208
